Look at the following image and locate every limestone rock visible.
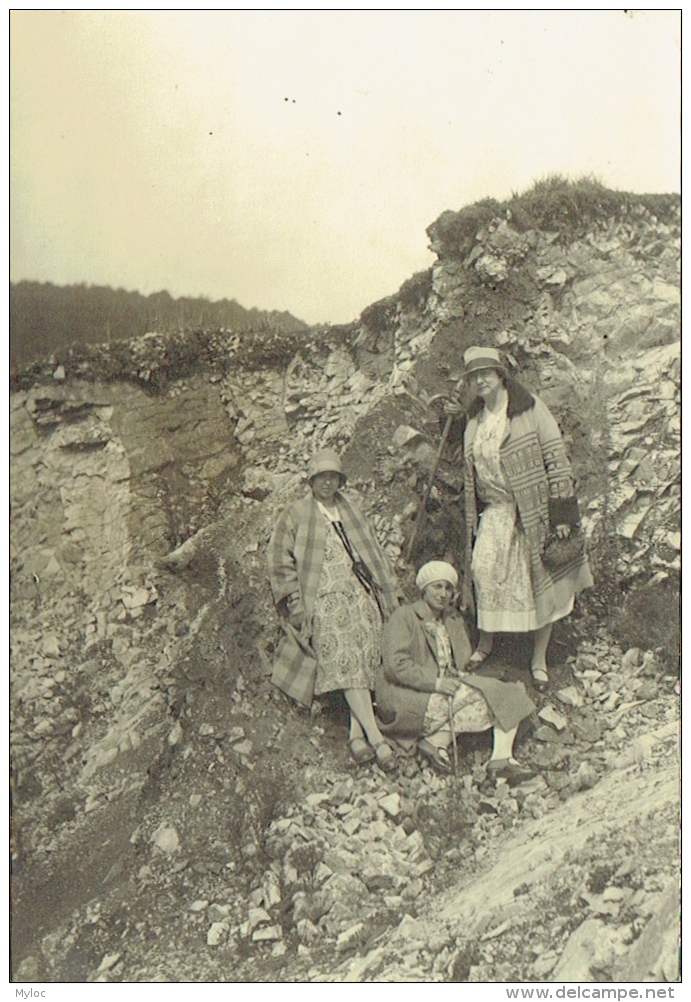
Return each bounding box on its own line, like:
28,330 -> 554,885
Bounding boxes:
96,953 -> 121,973
572,762 -> 600,791
623,648 -> 643,668
538,705 -> 568,731
252,925 -> 282,942
555,686 -> 585,708
207,922 -> 230,946
379,793 -> 401,818
613,880 -> 679,982
151,825 -> 179,854
337,923 -> 364,951
247,907 -> 271,931
391,426 -> 425,451
552,918 -> 615,980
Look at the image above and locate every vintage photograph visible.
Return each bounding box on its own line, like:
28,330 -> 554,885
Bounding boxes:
9,10 -> 680,987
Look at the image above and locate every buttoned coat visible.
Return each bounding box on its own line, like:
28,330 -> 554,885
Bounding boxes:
376,600 -> 535,737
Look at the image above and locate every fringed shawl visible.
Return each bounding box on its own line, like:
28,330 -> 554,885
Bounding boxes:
268,490 -> 400,707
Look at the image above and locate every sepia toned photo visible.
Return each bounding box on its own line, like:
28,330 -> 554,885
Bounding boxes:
9,10 -> 680,988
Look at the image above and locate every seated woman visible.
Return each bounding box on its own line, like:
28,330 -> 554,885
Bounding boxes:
376,561 -> 536,784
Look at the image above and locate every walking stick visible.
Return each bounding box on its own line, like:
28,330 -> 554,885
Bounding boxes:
404,413 -> 454,564
448,695 -> 459,782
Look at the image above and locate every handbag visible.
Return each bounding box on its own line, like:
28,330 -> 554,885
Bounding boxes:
541,526 -> 585,572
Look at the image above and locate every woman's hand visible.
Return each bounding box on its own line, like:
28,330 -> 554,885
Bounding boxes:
435,677 -> 460,696
443,398 -> 464,417
554,524 -> 571,539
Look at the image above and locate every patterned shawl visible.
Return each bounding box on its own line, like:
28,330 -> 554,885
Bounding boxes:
268,490 -> 400,707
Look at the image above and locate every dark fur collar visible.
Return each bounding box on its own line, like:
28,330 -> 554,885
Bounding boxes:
467,377 -> 535,420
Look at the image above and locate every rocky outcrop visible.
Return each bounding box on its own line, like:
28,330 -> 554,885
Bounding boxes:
10,182 -> 679,983
10,190 -> 680,611
10,376 -> 239,600
9,183 -> 680,840
424,198 -> 681,596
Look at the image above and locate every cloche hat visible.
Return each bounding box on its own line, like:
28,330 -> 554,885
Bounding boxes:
415,561 -> 459,591
463,345 -> 506,376
307,448 -> 347,485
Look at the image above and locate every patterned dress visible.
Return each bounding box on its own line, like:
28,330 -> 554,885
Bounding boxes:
422,619 -> 493,736
471,402 -> 574,632
312,515 -> 383,695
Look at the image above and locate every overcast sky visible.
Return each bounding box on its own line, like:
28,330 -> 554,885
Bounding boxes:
10,10 -> 680,325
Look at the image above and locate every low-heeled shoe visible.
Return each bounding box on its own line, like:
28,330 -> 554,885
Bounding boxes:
486,759 -> 536,786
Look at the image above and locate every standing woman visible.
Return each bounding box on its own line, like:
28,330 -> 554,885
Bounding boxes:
451,346 -> 593,688
268,449 -> 400,770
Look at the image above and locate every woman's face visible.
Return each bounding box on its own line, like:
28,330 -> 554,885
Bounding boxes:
422,579 -> 455,615
469,368 -> 503,400
310,471 -> 341,504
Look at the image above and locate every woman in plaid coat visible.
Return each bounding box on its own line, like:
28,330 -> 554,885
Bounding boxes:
268,449 -> 400,770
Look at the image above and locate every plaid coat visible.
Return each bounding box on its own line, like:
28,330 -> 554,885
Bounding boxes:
462,383 -> 593,626
267,490 -> 400,707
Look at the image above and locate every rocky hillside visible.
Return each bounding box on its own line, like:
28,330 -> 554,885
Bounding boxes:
10,180 -> 680,983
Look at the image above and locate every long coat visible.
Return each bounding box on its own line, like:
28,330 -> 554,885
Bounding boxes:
376,600 -> 535,737
268,489 -> 400,708
462,381 -> 593,627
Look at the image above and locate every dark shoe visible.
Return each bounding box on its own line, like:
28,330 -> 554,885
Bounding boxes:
373,741 -> 397,772
486,758 -> 537,786
418,738 -> 452,775
531,666 -> 550,692
348,737 -> 375,765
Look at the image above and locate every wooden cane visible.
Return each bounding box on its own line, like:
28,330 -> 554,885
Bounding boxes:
404,413 -> 454,564
448,694 -> 459,782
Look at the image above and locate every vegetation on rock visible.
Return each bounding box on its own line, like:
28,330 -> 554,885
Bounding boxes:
426,175 -> 679,260
10,280 -> 307,374
10,180 -> 679,982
